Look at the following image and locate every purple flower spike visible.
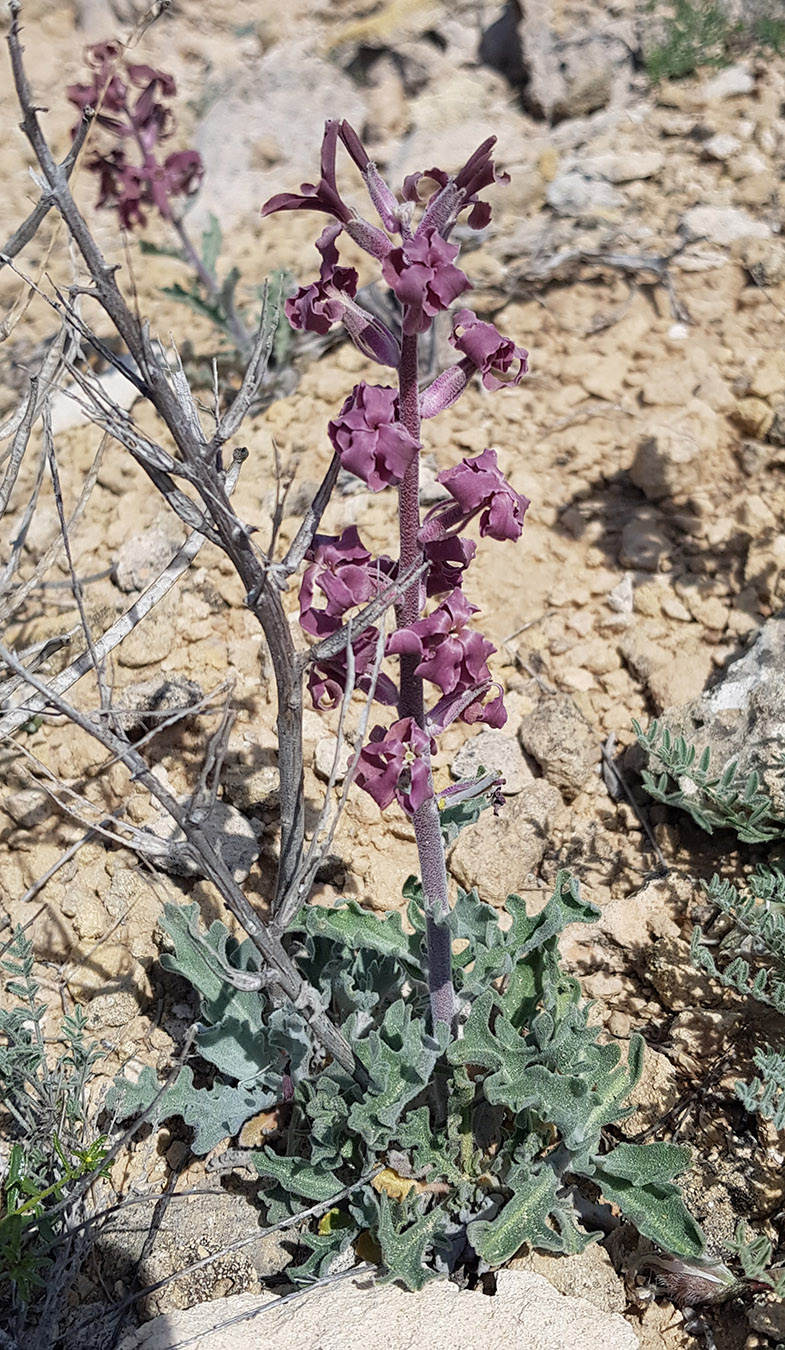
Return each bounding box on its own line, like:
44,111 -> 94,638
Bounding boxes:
299,527 -> 376,637
261,120 -> 352,224
308,627 -> 398,711
355,718 -> 434,814
381,227 -> 471,335
328,383 -> 420,491
439,449 -> 529,542
406,137 -> 510,239
388,589 -> 495,697
449,309 -> 528,390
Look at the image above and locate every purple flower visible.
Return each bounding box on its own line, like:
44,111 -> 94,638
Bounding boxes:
449,309 -> 528,390
438,450 -> 529,542
338,121 -> 400,234
420,312 -> 528,417
381,227 -> 471,335
428,681 -> 508,734
387,589 -> 495,697
423,535 -> 476,596
67,42 -> 128,121
308,627 -> 398,711
261,120 -> 352,224
148,150 -> 203,219
299,527 -> 377,637
285,227 -> 399,364
328,383 -> 420,491
89,149 -> 145,228
285,224 -> 359,335
355,718 -> 434,814
262,121 -> 392,261
402,137 -> 509,237
68,47 -> 203,229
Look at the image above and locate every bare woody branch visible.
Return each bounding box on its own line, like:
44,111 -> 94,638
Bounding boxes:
0,641 -> 361,1080
6,5 -> 308,907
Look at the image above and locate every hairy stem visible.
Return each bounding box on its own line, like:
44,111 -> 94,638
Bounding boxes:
397,330 -> 456,1033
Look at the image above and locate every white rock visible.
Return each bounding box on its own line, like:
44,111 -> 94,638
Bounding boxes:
142,798 -> 259,882
681,204 -> 770,246
451,729 -> 534,795
118,1268 -> 639,1350
701,133 -> 741,160
49,366 -> 140,434
701,64 -> 755,101
546,172 -> 623,217
314,735 -> 348,784
583,150 -> 664,183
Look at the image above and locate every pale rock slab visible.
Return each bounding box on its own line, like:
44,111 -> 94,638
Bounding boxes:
546,171 -> 624,217
681,204 -> 770,246
118,1268 -> 639,1350
644,609 -> 785,814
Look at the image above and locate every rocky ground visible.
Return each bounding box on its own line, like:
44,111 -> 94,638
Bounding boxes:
3,0 -> 785,1346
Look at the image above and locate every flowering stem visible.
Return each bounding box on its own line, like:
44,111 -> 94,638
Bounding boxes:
397,330 -> 456,1034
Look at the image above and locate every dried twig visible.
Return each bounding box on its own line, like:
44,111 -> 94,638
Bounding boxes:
0,642 -> 360,1078
0,447 -> 244,737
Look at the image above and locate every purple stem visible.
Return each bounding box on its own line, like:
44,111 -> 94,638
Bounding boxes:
397,330 -> 456,1034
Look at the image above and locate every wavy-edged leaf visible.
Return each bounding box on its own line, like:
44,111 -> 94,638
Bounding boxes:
377,1194 -> 449,1290
252,1149 -> 341,1202
468,1162 -> 592,1265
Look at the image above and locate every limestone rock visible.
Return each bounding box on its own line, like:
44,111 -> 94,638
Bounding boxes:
448,781 -> 563,906
619,508 -> 671,572
114,520 -> 184,593
583,150 -> 664,183
518,695 -> 597,799
192,47 -> 366,231
546,172 -> 623,218
512,1241 -> 625,1313
629,400 -> 718,501
102,1189 -> 289,1325
701,64 -> 755,101
451,729 -> 534,796
681,204 -> 770,246
118,1267 -> 639,1350
643,610 -> 785,815
314,735 -> 348,784
113,676 -> 204,736
142,798 -> 259,882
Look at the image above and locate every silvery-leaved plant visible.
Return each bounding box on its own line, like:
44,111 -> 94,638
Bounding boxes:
111,123 -> 709,1289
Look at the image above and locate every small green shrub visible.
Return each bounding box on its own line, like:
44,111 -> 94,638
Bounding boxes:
633,718 -> 785,843
643,0 -> 785,82
0,929 -> 109,1320
645,0 -> 738,82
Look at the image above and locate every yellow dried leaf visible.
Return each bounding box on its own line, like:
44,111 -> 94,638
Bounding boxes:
372,1167 -> 420,1201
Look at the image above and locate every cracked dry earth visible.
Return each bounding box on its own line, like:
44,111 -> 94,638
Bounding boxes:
3,0 -> 785,1346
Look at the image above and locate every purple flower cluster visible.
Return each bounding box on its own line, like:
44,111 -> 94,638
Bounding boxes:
263,121 -> 531,817
67,42 -> 203,228
328,384 -> 419,492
